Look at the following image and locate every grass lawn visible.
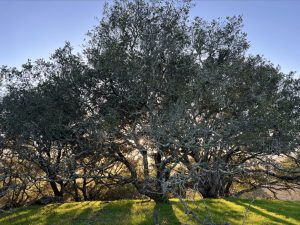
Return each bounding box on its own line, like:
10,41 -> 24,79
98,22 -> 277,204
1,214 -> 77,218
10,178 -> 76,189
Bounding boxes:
0,198 -> 299,225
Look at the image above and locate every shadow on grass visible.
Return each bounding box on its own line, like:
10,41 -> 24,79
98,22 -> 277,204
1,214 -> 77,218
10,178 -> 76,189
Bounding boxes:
44,202 -> 97,225
145,202 -> 181,225
4,199 -> 298,225
246,199 -> 300,222
48,201 -> 135,225
0,204 -> 62,225
232,199 -> 296,225
0,201 -> 136,225
173,199 -> 244,225
95,201 -> 134,224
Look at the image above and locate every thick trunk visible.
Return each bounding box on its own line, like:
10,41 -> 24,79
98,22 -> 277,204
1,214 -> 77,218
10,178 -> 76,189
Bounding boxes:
190,153 -> 233,199
153,151 -> 170,203
45,164 -> 63,198
50,181 -> 63,197
134,185 -> 169,203
198,181 -> 221,198
152,193 -> 169,203
136,185 -> 169,203
198,178 -> 232,198
197,171 -> 223,198
116,151 -> 169,202
200,189 -> 220,198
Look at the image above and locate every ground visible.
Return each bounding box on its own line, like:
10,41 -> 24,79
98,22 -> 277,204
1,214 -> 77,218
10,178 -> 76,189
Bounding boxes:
0,198 -> 299,225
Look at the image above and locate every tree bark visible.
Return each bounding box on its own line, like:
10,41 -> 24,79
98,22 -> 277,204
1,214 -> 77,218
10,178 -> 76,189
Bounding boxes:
49,181 -> 63,197
73,180 -> 80,202
116,150 -> 169,203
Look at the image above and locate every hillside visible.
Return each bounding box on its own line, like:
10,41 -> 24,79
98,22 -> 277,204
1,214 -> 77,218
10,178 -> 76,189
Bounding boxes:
0,199 -> 299,225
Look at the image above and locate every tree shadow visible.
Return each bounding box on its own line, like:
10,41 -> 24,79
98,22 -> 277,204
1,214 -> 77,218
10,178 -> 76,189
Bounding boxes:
246,199 -> 300,222
0,201 -> 137,225
137,201 -> 181,225
50,200 -> 135,225
155,202 -> 181,225
3,199 -> 298,225
0,203 -> 61,225
173,199 -> 243,225
94,201 -> 134,224
44,202 -> 96,225
232,199 -> 297,225
40,201 -> 135,225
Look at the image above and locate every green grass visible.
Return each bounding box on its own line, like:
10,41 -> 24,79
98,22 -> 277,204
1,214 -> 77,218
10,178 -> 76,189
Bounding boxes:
0,198 -> 299,225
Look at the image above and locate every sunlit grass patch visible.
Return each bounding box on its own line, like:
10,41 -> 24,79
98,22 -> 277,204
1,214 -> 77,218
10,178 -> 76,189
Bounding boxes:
0,199 -> 299,225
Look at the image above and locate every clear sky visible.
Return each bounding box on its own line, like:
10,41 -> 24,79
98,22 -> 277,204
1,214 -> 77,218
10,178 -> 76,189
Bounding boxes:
0,0 -> 299,76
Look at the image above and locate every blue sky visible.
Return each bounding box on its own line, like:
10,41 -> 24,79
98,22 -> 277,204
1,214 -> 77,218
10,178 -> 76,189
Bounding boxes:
0,0 -> 299,76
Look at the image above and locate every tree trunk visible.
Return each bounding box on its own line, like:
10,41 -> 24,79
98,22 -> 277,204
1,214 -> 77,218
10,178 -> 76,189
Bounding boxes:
197,172 -> 223,198
73,180 -> 80,202
198,177 -> 232,198
153,151 -> 169,203
50,181 -> 63,197
200,189 -> 220,198
136,185 -> 169,203
82,177 -> 88,201
152,193 -> 169,203
116,150 -> 169,203
224,180 -> 233,197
